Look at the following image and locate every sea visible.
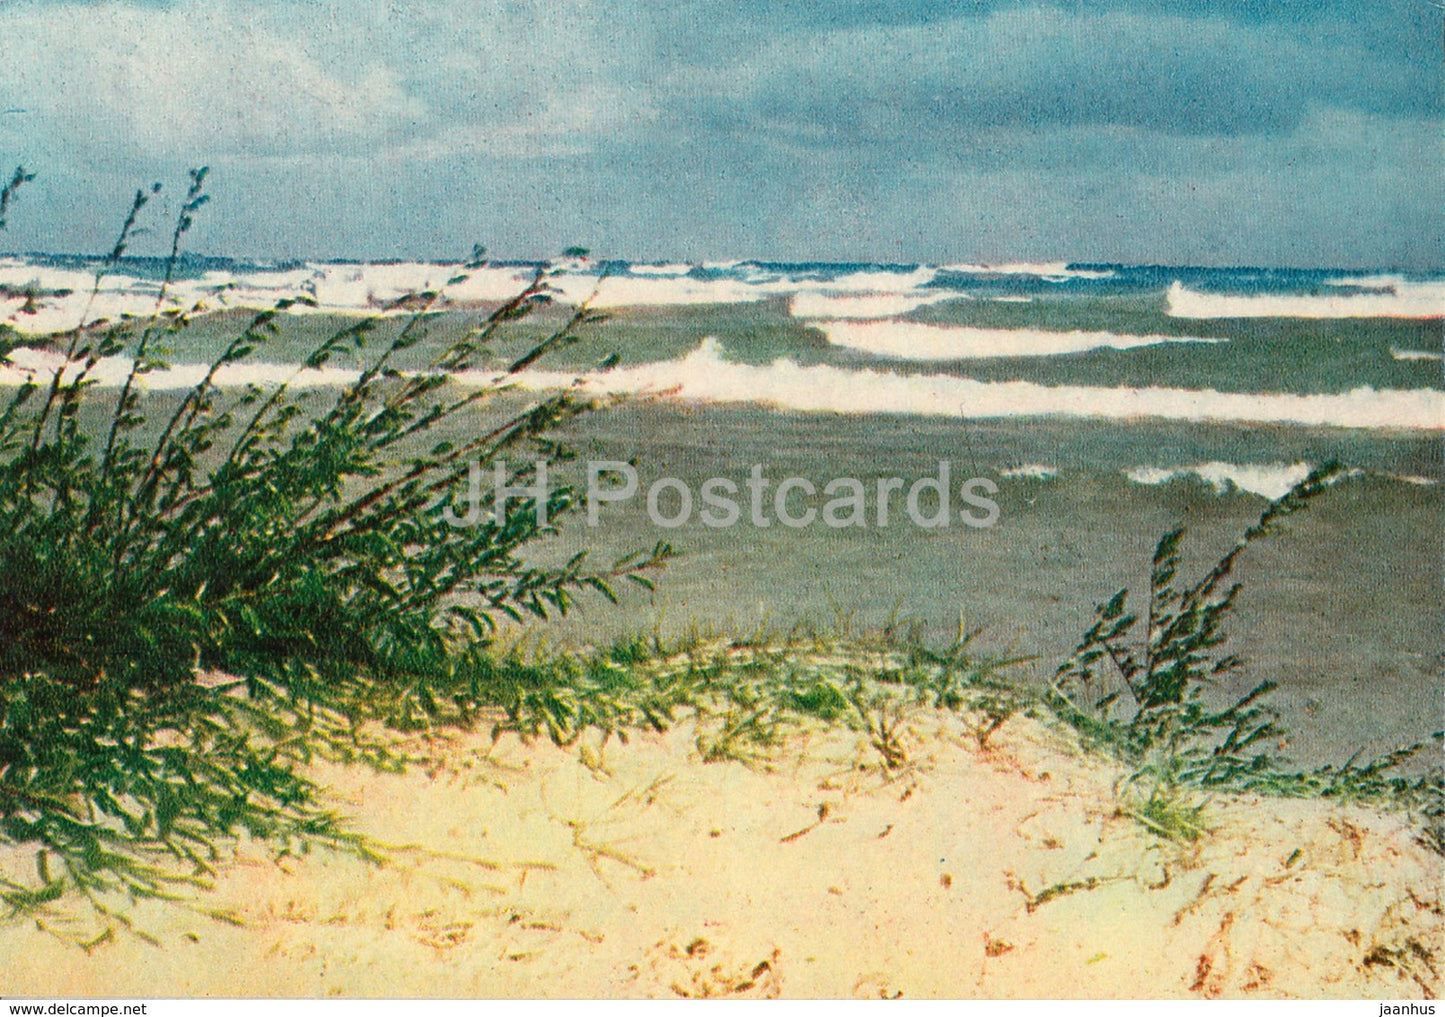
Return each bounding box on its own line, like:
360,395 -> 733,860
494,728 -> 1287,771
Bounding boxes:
1,254 -> 1441,767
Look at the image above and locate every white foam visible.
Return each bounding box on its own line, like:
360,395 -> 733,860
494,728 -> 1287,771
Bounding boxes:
789,291 -> 957,320
1124,461 -> 1441,497
1125,466 -> 1181,487
944,262 -> 1115,281
552,263 -> 947,311
1,258 -> 162,334
627,263 -> 694,277
494,339 -> 1444,431
1391,348 -> 1443,362
819,321 -> 1222,360
1324,274 -> 1411,291
0,259 -> 103,296
0,347 -> 360,390
542,273 -> 769,308
6,340 -> 1442,432
1000,464 -> 1059,480
0,259 -> 542,335
208,262 -> 539,309
0,256 -> 963,326
1126,461 -> 1314,500
1168,280 -> 1445,319
808,266 -> 939,293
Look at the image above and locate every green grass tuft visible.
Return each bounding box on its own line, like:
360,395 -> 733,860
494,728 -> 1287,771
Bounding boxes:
0,168 -> 666,932
1048,463 -> 1442,840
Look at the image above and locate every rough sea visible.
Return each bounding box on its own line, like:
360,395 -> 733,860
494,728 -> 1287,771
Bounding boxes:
2,255 -> 1441,766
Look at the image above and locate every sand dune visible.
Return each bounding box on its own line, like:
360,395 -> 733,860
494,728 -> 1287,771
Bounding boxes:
1,709 -> 1438,998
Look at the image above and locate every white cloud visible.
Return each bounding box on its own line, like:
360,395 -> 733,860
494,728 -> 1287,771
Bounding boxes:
0,1 -> 429,157
0,0 -> 660,163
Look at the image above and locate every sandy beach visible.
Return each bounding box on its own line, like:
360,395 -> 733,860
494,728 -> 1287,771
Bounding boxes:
4,701 -> 1438,999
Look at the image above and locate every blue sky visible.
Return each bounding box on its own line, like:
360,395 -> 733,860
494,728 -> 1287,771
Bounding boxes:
0,0 -> 1439,267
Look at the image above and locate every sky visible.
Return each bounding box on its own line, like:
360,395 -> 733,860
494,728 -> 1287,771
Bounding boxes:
0,0 -> 1439,267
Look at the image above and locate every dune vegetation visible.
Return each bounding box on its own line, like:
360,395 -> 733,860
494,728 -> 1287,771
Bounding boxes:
0,169 -> 1439,997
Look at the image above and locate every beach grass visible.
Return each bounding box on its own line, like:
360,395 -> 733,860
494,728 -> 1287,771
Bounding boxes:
0,170 -> 1439,996
0,168 -> 669,918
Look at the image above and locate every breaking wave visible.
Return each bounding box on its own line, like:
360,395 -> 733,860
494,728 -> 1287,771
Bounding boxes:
496,340 -> 1443,431
1167,280 -> 1444,319
999,464 -> 1059,480
626,263 -> 695,277
0,258 -> 961,333
1125,461 -> 1440,497
1125,462 -> 1313,500
0,347 -> 362,390
942,262 -> 1115,281
789,292 -> 960,320
819,321 -> 1222,360
6,337 -> 1439,431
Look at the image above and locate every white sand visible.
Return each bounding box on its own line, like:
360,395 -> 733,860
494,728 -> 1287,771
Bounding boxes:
2,710 -> 1439,998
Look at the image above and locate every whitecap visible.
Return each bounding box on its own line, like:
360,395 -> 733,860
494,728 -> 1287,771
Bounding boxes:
545,273 -> 769,308
1126,461 -> 1442,497
627,263 -> 694,277
1167,280 -> 1445,319
789,292 -> 957,320
0,258 -> 542,334
943,261 -> 1115,281
494,339 -> 1444,431
1391,348 -> 1443,362
1000,464 -> 1059,480
1125,462 -> 1314,500
819,321 -> 1222,360
0,347 -> 361,390
807,266 -> 939,293
1324,274 -> 1411,291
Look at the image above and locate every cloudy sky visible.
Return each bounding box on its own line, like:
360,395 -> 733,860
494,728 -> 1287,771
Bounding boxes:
0,0 -> 1438,267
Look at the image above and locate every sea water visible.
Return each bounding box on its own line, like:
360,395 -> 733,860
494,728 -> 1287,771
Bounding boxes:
2,255 -> 1440,766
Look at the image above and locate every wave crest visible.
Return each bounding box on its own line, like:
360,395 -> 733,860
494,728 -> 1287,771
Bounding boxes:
1167,280 -> 1444,320
499,339 -> 1443,431
819,321 -> 1222,360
